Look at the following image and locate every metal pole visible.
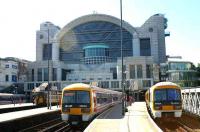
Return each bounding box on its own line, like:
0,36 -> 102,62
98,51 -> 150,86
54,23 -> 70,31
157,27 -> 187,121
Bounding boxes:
47,29 -> 50,109
120,0 -> 125,116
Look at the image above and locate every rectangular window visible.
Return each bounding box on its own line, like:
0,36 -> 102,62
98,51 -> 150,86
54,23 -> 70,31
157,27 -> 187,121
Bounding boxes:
129,65 -> 135,79
5,75 -> 9,82
43,44 -> 52,60
37,68 -> 42,81
31,69 -> 34,81
53,68 -> 57,81
28,83 -> 34,90
5,64 -> 9,68
140,38 -> 151,56
111,81 -> 119,88
99,81 -> 109,88
146,65 -> 152,78
123,65 -> 126,79
12,75 -> 17,82
43,68 -> 48,81
110,67 -> 117,79
12,65 -> 17,69
137,65 -> 143,78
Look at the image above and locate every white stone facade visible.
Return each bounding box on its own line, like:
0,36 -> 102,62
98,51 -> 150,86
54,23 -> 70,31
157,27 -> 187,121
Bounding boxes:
0,59 -> 18,88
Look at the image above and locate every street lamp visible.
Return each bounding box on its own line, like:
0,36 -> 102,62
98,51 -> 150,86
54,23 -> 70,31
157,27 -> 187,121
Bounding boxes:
120,0 -> 125,116
47,29 -> 51,110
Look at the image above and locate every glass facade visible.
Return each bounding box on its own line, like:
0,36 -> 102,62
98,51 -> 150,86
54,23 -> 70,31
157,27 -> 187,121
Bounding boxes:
169,62 -> 194,70
59,21 -> 133,63
160,61 -> 198,87
83,44 -> 110,64
140,38 -> 151,56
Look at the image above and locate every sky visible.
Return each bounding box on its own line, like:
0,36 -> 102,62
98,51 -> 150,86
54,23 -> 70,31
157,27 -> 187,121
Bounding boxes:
0,0 -> 199,65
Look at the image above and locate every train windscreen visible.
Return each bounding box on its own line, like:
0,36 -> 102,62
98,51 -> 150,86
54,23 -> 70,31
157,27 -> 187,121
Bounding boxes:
154,89 -> 181,102
62,91 -> 90,107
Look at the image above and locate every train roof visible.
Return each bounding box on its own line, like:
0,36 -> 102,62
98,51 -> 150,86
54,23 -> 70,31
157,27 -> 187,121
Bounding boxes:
63,83 -> 90,89
154,82 -> 179,87
62,83 -> 122,94
151,82 -> 181,90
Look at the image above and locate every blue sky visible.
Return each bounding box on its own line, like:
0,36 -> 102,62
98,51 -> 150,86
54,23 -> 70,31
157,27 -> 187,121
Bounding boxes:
0,0 -> 199,65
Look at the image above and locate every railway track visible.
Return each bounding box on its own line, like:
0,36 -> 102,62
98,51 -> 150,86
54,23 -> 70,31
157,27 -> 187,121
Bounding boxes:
154,112 -> 200,132
19,117 -> 71,132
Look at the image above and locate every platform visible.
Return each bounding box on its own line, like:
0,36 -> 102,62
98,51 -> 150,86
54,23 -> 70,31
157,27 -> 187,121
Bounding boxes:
84,102 -> 162,132
0,103 -> 34,109
0,106 -> 60,123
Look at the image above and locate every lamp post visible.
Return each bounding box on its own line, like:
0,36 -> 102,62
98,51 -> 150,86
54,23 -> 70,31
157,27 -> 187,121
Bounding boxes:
47,29 -> 51,110
120,0 -> 125,116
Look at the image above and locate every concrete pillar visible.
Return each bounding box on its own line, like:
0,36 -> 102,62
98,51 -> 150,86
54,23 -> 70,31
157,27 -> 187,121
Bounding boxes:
57,68 -> 62,81
52,41 -> 59,61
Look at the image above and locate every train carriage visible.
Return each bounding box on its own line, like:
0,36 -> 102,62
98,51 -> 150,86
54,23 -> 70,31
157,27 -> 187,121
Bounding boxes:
61,83 -> 122,125
145,82 -> 182,118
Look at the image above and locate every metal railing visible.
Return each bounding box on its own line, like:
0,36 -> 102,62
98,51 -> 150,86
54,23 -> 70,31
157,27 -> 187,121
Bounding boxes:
182,88 -> 200,116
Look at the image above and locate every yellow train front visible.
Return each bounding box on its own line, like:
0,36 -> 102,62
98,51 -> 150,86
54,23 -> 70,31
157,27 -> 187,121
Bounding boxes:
145,82 -> 182,118
61,83 -> 122,125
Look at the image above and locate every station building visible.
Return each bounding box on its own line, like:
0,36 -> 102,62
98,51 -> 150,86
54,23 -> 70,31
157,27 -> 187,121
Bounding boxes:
0,57 -> 29,91
26,13 -> 168,92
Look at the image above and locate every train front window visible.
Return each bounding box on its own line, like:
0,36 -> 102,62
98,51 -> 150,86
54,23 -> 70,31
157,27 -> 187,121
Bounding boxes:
63,92 -> 76,103
167,89 -> 181,101
154,89 -> 181,102
154,89 -> 167,101
76,91 -> 90,104
62,91 -> 90,106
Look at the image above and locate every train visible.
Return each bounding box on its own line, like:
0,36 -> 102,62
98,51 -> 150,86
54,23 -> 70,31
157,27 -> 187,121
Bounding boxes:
145,82 -> 182,118
0,93 -> 27,105
32,83 -> 61,106
61,83 -> 122,125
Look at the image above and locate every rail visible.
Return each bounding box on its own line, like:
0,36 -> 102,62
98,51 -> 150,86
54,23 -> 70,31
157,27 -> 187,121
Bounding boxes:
19,118 -> 71,132
154,112 -> 200,131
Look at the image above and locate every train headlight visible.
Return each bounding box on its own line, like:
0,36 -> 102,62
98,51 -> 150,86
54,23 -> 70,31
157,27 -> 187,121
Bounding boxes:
81,108 -> 90,113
